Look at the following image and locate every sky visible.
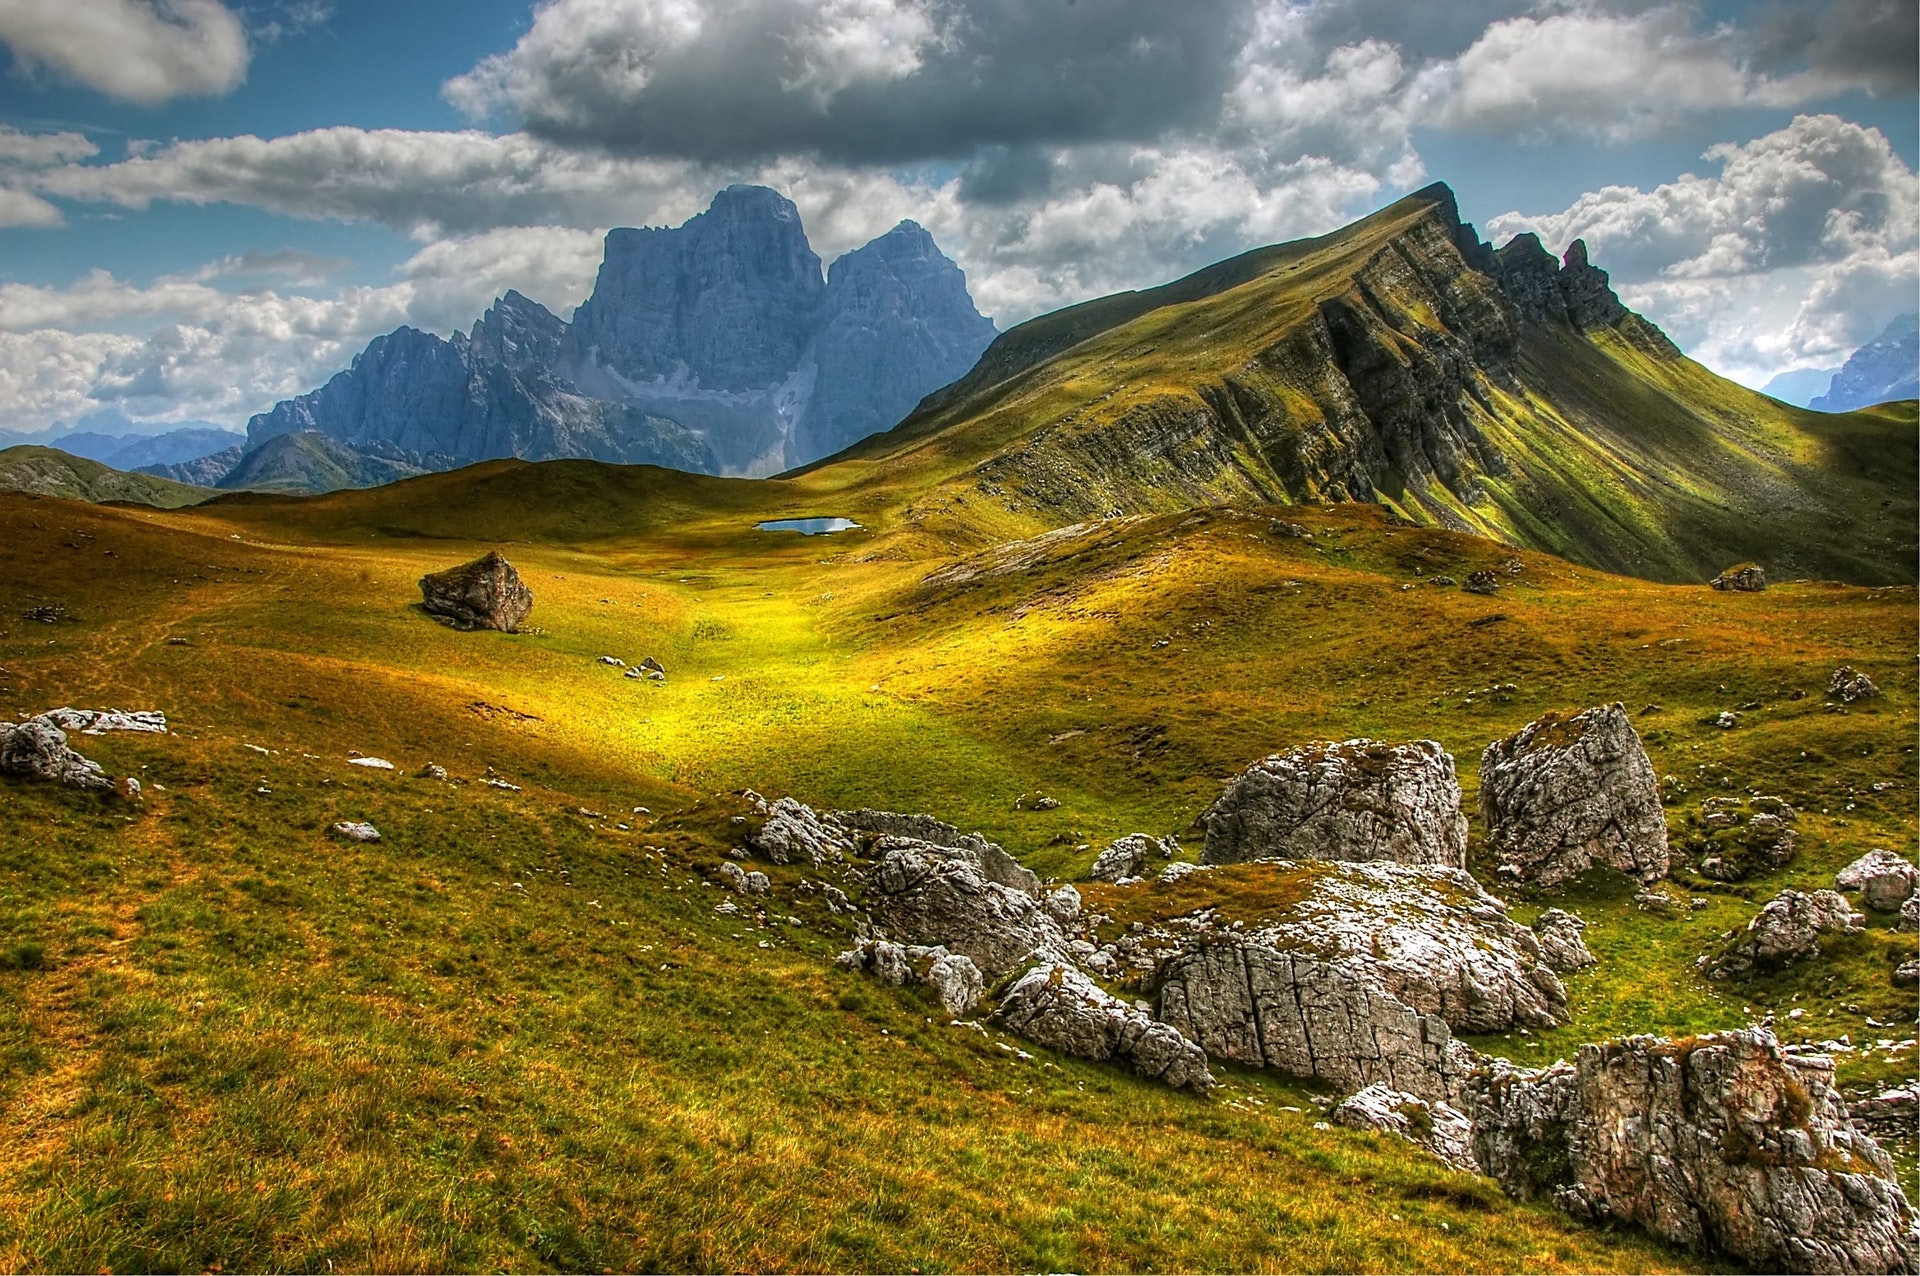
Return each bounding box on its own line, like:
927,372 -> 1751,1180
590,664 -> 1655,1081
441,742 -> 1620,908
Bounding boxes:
0,0 -> 1914,434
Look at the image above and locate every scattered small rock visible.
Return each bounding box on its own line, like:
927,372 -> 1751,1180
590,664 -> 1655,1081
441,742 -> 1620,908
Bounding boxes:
348,756 -> 395,770
330,821 -> 381,843
1268,518 -> 1311,539
417,763 -> 449,781
1690,795 -> 1798,881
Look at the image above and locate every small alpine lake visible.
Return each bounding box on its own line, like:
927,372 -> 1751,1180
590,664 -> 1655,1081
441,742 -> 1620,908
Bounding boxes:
755,517 -> 862,535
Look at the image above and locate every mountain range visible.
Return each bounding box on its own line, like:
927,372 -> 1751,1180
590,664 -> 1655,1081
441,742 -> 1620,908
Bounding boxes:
215,186 -> 997,489
1809,313 -> 1920,412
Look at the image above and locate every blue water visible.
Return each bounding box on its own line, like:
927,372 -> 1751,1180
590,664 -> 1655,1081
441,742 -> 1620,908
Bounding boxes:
755,517 -> 862,535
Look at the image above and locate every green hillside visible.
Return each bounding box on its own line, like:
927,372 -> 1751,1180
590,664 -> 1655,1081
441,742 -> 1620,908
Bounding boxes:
0,446 -> 212,510
797,184 -> 1915,586
215,430 -> 434,496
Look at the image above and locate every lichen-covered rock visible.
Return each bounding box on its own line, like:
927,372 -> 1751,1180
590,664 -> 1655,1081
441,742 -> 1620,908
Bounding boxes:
860,837 -> 1072,980
418,550 -> 533,632
1533,909 -> 1597,972
1156,944 -> 1478,1101
1705,889 -> 1864,976
1201,739 -> 1467,869
834,808 -> 1040,895
750,796 -> 856,866
1710,563 -> 1767,591
1829,666 -> 1882,703
1468,1029 -> 1917,1273
1688,795 -> 1798,881
0,717 -> 112,790
1331,1084 -> 1478,1173
1835,849 -> 1917,913
1481,704 -> 1668,888
1091,833 -> 1172,882
997,962 -> 1214,1094
836,939 -> 985,1015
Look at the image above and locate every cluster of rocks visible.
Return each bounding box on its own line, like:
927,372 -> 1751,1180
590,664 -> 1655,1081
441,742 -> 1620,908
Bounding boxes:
1685,794 -> 1799,881
40,707 -> 168,735
1830,666 -> 1882,704
998,963 -> 1214,1094
1710,563 -> 1767,591
1835,849 -> 1917,915
419,551 -> 533,632
836,939 -> 984,1016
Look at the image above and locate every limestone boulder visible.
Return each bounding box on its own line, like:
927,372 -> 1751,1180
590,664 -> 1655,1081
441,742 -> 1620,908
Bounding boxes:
1202,738 -> 1467,869
1481,704 -> 1668,889
1468,1029 -> 1917,1273
1091,833 -> 1172,882
0,717 -> 112,790
1710,563 -> 1767,591
418,551 -> 533,632
835,939 -> 984,1015
997,962 -> 1214,1094
1835,849 -> 1917,914
1705,889 -> 1864,977
834,808 -> 1040,895
749,796 -> 856,866
1330,1084 -> 1477,1173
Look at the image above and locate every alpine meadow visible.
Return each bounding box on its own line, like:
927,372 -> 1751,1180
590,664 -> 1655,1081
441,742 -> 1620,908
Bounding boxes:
0,3 -> 1916,1273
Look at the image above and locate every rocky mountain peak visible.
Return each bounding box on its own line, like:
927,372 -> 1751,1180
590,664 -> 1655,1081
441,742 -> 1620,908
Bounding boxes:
469,290 -> 566,373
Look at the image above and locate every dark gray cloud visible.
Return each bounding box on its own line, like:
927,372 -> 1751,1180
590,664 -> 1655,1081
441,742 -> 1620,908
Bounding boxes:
1753,0 -> 1918,96
446,0 -> 1255,165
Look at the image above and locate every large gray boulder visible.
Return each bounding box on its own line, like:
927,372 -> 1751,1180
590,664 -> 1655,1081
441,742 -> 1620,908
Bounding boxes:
1705,889 -> 1863,976
1331,1084 -> 1478,1173
861,837 -> 1072,980
1156,945 -> 1478,1102
1481,704 -> 1669,888
1201,738 -> 1467,868
1468,1029 -> 1917,1273
1090,833 -> 1173,882
1835,849 -> 1917,914
997,962 -> 1214,1094
0,717 -> 112,790
418,551 -> 534,633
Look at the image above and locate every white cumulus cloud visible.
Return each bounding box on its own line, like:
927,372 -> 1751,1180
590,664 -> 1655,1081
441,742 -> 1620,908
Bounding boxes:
0,0 -> 249,106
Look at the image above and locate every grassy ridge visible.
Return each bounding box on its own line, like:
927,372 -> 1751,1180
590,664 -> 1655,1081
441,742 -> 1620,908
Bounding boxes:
0,484 -> 1912,1270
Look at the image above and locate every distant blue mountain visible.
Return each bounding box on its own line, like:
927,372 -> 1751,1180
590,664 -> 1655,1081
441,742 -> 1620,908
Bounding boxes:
1760,365 -> 1841,408
247,187 -> 998,482
1809,314 -> 1919,412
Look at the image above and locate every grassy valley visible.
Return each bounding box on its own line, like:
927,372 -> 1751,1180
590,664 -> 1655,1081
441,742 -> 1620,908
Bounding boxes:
0,460 -> 1913,1269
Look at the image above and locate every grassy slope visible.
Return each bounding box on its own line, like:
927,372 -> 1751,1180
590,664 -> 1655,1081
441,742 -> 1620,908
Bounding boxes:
1,480 -> 1913,1270
0,446 -> 211,510
794,190 -> 1916,586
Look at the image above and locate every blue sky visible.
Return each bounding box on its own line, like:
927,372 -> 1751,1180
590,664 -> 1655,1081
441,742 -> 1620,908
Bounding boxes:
0,0 -> 1914,433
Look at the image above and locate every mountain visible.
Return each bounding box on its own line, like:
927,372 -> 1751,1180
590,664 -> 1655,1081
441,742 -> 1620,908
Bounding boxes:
1809,313 -> 1919,412
215,431 -> 443,496
246,187 -> 996,482
0,445 -> 211,508
0,422 -> 242,469
804,182 -> 1913,585
1760,365 -> 1841,408
137,446 -> 246,487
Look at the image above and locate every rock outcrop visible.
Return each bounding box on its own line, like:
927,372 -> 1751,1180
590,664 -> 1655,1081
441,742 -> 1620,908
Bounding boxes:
749,795 -> 856,866
1201,738 -> 1467,868
1706,889 -> 1864,976
1835,850 -> 1917,914
836,939 -> 983,1015
1830,666 -> 1883,703
0,716 -> 112,790
1157,944 -> 1477,1101
860,837 -> 1071,980
419,551 -> 534,632
1533,909 -> 1598,972
833,808 -> 1039,894
1469,1029 -> 1917,1273
1330,1083 -> 1478,1173
1480,704 -> 1668,888
40,707 -> 167,734
1710,563 -> 1767,591
1090,833 -> 1173,882
997,962 -> 1214,1094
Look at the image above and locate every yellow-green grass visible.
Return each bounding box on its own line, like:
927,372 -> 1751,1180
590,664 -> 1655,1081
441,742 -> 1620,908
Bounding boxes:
0,480 -> 1911,1270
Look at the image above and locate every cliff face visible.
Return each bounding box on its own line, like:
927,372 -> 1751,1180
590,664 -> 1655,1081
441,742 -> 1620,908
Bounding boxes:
245,187 -> 996,484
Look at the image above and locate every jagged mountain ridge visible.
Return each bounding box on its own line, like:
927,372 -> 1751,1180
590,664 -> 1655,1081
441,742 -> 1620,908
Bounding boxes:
1810,313 -> 1919,412
248,188 -> 996,483
816,182 -> 1913,585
